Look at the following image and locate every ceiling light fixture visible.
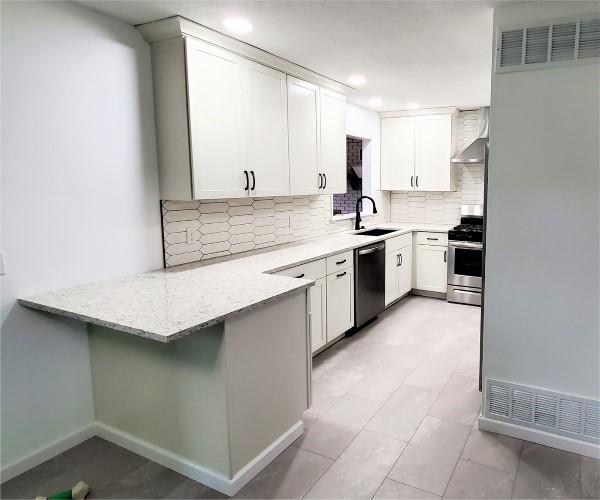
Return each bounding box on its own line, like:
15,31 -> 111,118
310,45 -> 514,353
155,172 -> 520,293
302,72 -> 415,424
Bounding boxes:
406,102 -> 420,110
222,17 -> 253,34
348,74 -> 366,86
368,97 -> 383,107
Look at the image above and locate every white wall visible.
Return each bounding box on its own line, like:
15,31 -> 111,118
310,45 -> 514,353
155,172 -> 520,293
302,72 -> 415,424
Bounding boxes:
483,2 -> 600,401
0,1 -> 163,473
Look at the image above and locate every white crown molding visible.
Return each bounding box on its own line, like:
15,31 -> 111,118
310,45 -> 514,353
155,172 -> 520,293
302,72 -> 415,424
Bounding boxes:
136,16 -> 353,95
379,106 -> 458,118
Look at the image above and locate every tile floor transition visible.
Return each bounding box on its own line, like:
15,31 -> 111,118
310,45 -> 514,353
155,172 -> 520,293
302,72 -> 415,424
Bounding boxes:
2,297 -> 598,499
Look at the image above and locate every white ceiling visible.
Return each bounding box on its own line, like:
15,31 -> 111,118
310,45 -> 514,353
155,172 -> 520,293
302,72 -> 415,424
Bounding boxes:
78,1 -> 498,112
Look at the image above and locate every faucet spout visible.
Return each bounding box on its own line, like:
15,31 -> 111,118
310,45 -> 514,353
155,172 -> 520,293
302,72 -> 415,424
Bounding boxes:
354,196 -> 377,231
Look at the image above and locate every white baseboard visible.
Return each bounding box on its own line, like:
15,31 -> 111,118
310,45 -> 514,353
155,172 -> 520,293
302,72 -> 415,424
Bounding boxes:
478,416 -> 600,459
95,420 -> 304,497
1,424 -> 96,483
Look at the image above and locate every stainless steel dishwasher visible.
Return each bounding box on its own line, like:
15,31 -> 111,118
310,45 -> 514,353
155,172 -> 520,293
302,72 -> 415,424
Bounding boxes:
354,241 -> 386,329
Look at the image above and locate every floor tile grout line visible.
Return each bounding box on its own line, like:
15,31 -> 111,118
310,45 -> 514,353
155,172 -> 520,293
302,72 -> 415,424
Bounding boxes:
374,477 -> 441,499
509,440 -> 524,499
440,429 -> 472,499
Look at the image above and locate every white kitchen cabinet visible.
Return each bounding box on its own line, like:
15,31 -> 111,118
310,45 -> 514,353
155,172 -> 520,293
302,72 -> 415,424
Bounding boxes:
142,22 -> 349,201
320,88 -> 347,194
326,267 -> 354,341
415,114 -> 454,191
288,77 -> 321,195
385,241 -> 413,306
381,117 -> 415,190
245,62 -> 290,197
186,38 -> 248,200
309,277 -> 327,352
415,244 -> 448,293
380,109 -> 457,192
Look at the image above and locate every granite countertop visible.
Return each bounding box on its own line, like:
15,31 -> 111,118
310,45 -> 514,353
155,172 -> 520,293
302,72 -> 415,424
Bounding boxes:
19,222 -> 452,342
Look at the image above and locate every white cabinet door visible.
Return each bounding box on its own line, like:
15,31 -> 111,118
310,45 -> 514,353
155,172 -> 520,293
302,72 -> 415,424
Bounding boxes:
310,278 -> 327,353
245,62 -> 290,197
185,38 -> 248,200
415,114 -> 453,191
415,244 -> 448,293
385,252 -> 400,306
326,268 -> 354,341
381,117 -> 415,191
397,245 -> 413,297
288,77 -> 321,195
320,88 -> 347,194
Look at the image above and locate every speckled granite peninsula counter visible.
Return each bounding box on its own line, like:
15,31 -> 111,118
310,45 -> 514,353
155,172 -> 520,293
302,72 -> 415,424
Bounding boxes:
18,223 -> 451,496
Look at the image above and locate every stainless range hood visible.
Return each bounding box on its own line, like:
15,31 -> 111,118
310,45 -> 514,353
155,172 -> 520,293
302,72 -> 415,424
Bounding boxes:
451,107 -> 489,163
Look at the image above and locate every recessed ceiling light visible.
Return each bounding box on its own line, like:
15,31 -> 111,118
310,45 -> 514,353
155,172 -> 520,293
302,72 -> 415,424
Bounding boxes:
222,17 -> 253,34
368,97 -> 383,107
348,74 -> 366,86
406,102 -> 420,110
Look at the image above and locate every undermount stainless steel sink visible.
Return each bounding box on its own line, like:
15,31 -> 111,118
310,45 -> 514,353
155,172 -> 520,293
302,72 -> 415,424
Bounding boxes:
354,228 -> 402,237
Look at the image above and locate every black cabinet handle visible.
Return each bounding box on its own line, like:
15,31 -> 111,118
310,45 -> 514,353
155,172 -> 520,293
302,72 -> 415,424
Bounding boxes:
411,176 -> 413,187
427,237 -> 438,241
323,174 -> 327,189
416,176 -> 419,188
335,259 -> 346,265
243,170 -> 249,191
295,273 -> 305,278
444,250 -> 447,262
318,173 -> 322,189
336,271 -> 346,278
397,254 -> 400,266
250,171 -> 255,190
399,254 -> 403,266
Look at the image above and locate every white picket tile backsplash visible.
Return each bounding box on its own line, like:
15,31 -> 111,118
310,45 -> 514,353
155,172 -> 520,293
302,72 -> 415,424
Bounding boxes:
162,190 -> 391,267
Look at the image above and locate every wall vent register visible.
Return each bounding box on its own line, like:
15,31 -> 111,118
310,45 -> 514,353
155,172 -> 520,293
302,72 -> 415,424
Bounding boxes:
497,16 -> 600,73
485,378 -> 599,444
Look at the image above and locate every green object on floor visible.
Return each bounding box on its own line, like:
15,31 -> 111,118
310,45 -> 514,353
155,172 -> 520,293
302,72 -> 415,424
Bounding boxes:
35,481 -> 90,500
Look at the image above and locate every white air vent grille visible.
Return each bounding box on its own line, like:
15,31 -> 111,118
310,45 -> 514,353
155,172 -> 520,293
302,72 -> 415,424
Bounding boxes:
500,29 -> 524,67
489,385 -> 510,417
497,16 -> 600,73
579,19 -> 600,59
526,26 -> 550,64
551,22 -> 577,61
512,389 -> 533,422
584,405 -> 600,438
485,379 -> 599,444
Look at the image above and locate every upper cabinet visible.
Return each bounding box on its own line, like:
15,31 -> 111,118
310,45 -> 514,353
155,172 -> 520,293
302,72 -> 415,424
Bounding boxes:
139,17 -> 349,201
380,109 -> 457,192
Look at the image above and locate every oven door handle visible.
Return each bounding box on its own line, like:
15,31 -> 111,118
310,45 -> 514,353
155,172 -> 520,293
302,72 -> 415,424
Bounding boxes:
448,241 -> 483,249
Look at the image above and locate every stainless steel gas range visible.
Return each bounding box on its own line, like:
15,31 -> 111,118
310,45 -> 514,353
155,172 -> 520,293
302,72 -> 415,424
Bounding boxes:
447,205 -> 484,306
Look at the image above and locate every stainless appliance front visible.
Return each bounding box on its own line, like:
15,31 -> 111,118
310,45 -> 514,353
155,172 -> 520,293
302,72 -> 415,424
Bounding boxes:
354,241 -> 386,328
447,241 -> 483,305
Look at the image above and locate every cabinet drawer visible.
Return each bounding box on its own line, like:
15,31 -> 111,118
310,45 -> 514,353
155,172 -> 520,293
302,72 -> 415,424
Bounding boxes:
326,250 -> 354,274
276,258 -> 326,280
415,232 -> 448,246
386,233 -> 412,253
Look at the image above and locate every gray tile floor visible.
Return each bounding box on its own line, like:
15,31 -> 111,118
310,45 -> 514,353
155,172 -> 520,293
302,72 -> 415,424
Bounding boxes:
2,297 -> 599,499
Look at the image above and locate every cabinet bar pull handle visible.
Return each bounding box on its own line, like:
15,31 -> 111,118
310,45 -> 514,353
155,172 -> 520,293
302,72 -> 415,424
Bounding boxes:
444,250 -> 447,262
397,254 -> 400,266
411,176 -> 413,187
416,176 -> 419,188
323,174 -> 327,189
335,259 -> 346,265
295,273 -> 305,278
243,170 -> 249,191
427,237 -> 438,241
318,173 -> 322,189
399,254 -> 403,266
250,171 -> 256,190
336,271 -> 346,278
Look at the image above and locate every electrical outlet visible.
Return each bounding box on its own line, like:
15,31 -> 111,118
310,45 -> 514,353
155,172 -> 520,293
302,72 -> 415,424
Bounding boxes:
186,227 -> 199,244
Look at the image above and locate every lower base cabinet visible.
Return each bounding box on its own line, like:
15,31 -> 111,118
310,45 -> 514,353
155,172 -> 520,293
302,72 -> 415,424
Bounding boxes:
309,278 -> 327,352
415,244 -> 447,293
385,244 -> 413,306
326,267 -> 355,341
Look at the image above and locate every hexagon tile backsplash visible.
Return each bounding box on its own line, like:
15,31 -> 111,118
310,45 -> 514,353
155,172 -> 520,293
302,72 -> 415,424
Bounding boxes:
161,191 -> 391,267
